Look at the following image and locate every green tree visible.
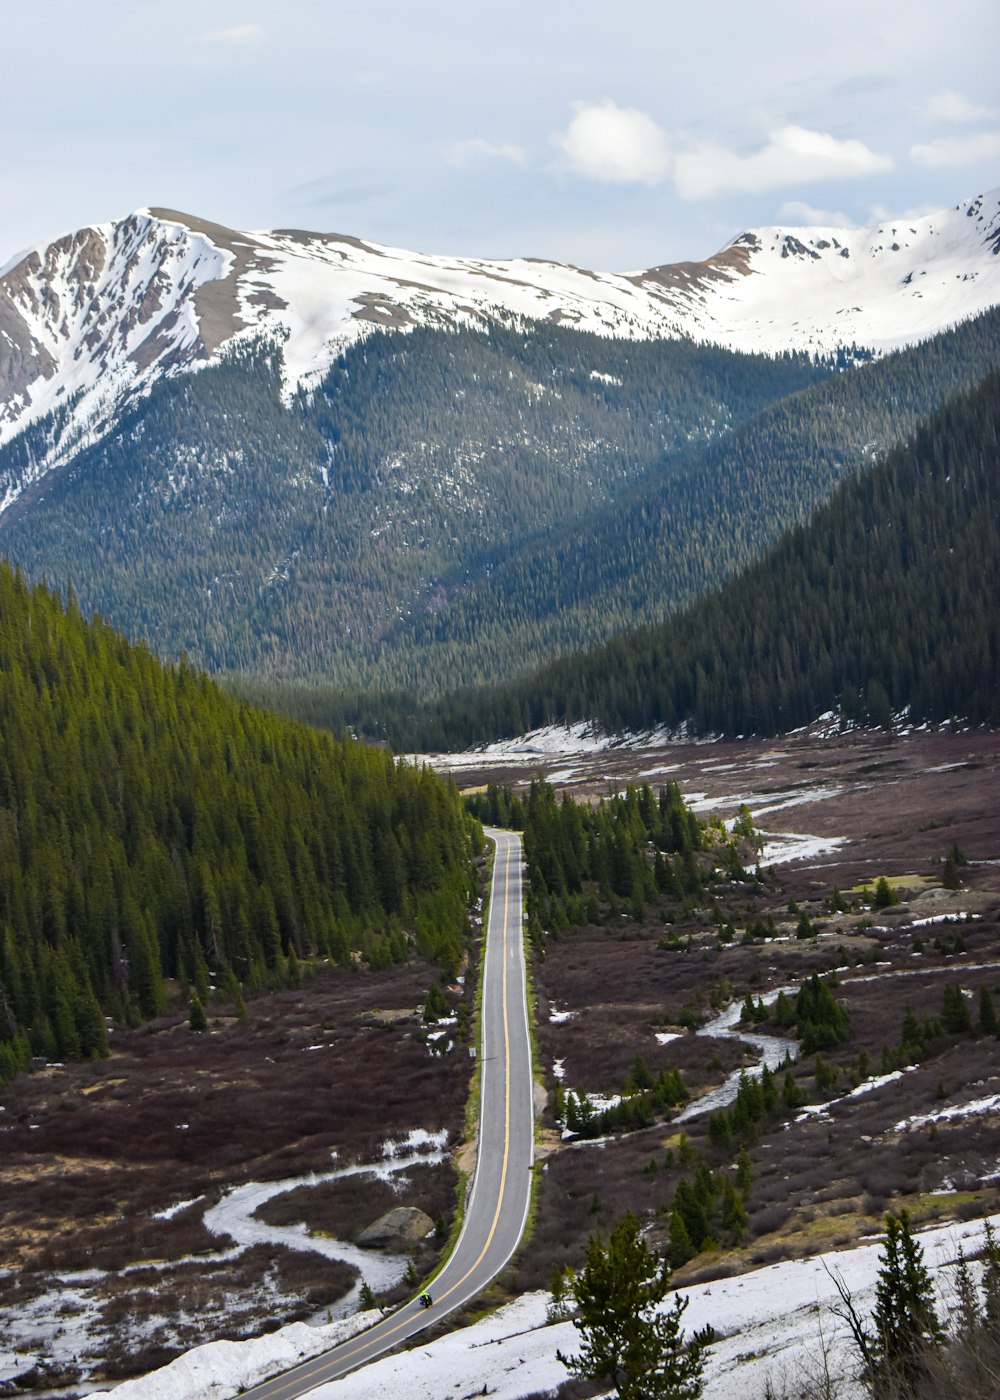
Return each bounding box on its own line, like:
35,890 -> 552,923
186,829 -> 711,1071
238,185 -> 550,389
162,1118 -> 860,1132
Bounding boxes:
941,853 -> 962,890
558,1212 -> 704,1400
873,877 -> 898,909
941,983 -> 972,1036
188,994 -> 208,1033
870,1210 -> 944,1396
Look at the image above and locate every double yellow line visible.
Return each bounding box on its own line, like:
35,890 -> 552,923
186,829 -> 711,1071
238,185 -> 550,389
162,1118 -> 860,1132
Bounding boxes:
260,834 -> 517,1396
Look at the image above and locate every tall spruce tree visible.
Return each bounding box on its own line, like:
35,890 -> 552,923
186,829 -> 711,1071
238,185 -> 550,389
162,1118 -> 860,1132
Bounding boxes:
870,1211 -> 945,1397
558,1212 -> 704,1400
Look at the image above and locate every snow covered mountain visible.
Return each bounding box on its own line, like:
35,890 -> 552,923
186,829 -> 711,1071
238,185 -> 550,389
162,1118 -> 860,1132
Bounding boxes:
1,189 -> 998,501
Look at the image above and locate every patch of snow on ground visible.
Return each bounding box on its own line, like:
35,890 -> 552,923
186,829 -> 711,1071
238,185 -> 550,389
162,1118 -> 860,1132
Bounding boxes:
759,831 -> 846,866
104,1215 -> 1000,1400
153,1196 -> 205,1221
847,960 -> 1000,985
545,767 -> 581,784
910,912 -> 981,927
382,1127 -> 449,1158
895,1093 -> 1000,1133
417,722 -> 617,768
87,1311 -> 380,1400
797,1067 -> 916,1121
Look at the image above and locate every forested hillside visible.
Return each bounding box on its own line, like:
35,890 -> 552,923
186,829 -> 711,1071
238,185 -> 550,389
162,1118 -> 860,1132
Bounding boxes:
379,306 -> 1000,688
0,562 -> 478,1084
4,310 -> 999,698
398,368 -> 999,746
0,323 -> 829,691
228,306 -> 999,718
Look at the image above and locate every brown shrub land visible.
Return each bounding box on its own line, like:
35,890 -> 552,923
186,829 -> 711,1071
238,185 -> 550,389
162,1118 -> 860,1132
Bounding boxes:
0,956 -> 475,1391
449,729 -> 1000,1294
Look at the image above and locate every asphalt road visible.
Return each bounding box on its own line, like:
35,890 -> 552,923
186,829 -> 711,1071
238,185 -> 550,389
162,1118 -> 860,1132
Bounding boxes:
240,827 -> 533,1397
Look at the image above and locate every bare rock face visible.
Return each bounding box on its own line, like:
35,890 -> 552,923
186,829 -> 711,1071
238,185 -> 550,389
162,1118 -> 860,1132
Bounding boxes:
357,1206 -> 435,1250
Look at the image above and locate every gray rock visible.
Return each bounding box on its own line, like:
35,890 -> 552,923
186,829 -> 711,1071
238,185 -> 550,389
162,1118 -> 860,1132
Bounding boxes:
357,1206 -> 435,1250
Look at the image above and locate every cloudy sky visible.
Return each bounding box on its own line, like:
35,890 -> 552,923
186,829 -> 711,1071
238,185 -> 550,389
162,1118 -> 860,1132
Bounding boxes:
3,0 -> 998,270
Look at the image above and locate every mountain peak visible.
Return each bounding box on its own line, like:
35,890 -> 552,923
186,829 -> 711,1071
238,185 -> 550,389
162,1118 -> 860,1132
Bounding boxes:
2,188 -> 999,496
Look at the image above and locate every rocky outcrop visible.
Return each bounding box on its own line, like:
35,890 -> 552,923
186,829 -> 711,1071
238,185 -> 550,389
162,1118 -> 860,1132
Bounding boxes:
357,1207 -> 435,1250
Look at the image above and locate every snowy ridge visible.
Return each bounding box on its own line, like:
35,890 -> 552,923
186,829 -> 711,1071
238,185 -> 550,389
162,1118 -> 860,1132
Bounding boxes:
680,188 -> 1000,355
1,188 -> 999,508
0,212 -> 230,502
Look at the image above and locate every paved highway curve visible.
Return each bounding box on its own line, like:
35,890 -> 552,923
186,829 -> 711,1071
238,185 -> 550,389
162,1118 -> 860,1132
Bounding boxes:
240,828 -> 533,1398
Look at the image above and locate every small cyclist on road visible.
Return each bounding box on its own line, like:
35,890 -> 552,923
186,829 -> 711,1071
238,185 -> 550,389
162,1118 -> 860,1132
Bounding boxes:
418,1290 -> 432,1308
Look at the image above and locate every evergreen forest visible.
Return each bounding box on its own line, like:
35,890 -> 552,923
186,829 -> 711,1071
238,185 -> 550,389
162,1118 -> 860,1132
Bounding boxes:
3,306 -> 998,699
0,562 -> 479,1084
467,777 -> 743,950
316,365 -> 1000,748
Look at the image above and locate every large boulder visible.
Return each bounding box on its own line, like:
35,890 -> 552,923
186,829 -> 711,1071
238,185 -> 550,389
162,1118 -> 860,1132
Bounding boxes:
357,1207 -> 435,1250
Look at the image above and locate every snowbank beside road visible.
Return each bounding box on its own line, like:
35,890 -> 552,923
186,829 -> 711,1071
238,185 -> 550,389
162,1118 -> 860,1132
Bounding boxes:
89,1214 -> 1000,1400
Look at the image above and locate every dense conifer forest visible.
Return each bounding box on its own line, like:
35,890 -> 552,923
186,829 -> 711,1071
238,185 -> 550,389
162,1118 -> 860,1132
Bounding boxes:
381,306 -> 1000,691
0,563 -> 479,1084
302,364 -> 998,749
466,776 -> 742,950
3,307 -> 995,701
0,324 -> 829,694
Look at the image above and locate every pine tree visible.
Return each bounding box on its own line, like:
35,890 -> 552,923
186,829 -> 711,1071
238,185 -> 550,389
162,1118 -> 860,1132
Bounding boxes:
188,994 -> 208,1033
558,1212 -> 704,1400
941,853 -> 962,890
873,876 -> 898,909
870,1210 -> 944,1396
941,983 -> 972,1036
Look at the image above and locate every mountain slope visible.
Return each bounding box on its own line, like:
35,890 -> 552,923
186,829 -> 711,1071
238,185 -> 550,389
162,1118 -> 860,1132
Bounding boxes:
0,324 -> 832,689
3,304 -> 1000,695
399,368 -> 1000,748
371,305 -> 1000,690
2,189 -> 998,500
0,560 -> 478,1083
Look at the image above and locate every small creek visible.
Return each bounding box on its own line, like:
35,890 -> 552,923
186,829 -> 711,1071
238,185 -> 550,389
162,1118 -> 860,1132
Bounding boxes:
0,1132 -> 448,1395
675,992 -> 799,1123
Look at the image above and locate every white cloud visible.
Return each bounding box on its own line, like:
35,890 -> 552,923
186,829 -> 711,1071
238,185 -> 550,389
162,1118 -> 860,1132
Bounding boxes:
778,201 -> 857,228
448,139 -> 527,169
673,126 -> 892,200
195,24 -> 265,46
553,100 -> 670,185
868,200 -> 938,222
910,130 -> 1000,167
924,89 -> 998,124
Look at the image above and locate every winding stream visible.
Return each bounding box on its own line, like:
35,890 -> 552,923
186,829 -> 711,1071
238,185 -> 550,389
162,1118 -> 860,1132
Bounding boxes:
675,992 -> 799,1123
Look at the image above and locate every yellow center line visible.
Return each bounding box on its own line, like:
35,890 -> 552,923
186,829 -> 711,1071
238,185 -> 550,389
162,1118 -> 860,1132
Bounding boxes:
436,836 -> 514,1297
264,835 -> 517,1394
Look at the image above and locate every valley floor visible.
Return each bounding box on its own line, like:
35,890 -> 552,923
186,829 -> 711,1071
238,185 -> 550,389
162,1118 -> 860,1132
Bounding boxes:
3,724 -> 997,1398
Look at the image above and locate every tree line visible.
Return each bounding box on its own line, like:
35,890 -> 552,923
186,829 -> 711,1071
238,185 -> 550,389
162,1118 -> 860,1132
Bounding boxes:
345,362 -> 1000,748
465,778 -> 750,952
